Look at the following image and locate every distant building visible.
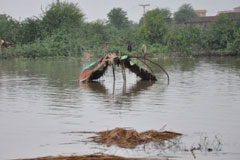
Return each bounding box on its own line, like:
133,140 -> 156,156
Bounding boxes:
218,6 -> 240,14
187,7 -> 240,27
234,6 -> 240,12
187,16 -> 217,27
194,10 -> 207,17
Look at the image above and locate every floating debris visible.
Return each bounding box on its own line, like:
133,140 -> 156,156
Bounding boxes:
15,154 -> 162,160
89,128 -> 182,149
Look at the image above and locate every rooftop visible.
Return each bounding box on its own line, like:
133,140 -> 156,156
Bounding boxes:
194,10 -> 207,13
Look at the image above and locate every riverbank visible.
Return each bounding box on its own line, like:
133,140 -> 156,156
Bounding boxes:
192,50 -> 237,57
0,48 -> 239,60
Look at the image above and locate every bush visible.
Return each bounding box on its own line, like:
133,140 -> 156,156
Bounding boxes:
227,19 -> 240,54
166,26 -> 205,55
17,17 -> 43,44
207,14 -> 233,50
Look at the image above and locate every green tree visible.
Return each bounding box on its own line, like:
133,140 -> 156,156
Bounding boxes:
174,4 -> 197,24
0,15 -> 19,43
17,17 -> 43,44
139,8 -> 172,25
84,20 -> 109,48
158,8 -> 172,24
107,8 -> 129,29
137,8 -> 168,44
41,1 -> 85,34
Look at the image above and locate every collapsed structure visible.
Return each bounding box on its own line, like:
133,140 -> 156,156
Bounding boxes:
79,53 -> 169,83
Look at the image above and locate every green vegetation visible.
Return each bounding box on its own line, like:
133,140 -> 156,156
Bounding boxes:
137,8 -> 169,44
174,4 -> 197,24
1,2 -> 240,59
107,8 -> 129,29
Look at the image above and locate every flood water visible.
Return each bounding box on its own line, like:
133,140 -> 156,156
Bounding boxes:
0,57 -> 240,160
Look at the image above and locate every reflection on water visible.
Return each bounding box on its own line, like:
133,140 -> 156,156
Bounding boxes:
0,57 -> 240,160
80,81 -> 108,94
80,80 -> 155,97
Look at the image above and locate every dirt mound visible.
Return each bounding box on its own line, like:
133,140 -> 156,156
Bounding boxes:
91,128 -> 182,148
15,155 -> 159,160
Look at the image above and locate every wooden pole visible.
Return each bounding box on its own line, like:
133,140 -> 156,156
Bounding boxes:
119,51 -> 126,82
142,44 -> 147,69
121,62 -> 126,82
112,79 -> 115,96
122,80 -> 126,96
112,65 -> 116,82
139,4 -> 150,25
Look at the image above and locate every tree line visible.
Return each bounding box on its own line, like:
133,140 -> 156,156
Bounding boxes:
0,2 -> 240,58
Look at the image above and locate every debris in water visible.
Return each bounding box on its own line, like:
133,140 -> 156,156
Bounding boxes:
15,154 -> 163,160
89,128 -> 182,149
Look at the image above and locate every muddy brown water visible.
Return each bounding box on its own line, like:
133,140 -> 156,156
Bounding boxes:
0,57 -> 240,160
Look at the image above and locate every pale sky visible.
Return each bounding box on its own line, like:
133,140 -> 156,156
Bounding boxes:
0,0 -> 239,22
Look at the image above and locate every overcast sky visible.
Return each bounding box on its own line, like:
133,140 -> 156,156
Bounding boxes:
0,0 -> 239,22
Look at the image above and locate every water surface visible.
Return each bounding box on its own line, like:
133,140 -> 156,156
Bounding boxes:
0,57 -> 240,160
